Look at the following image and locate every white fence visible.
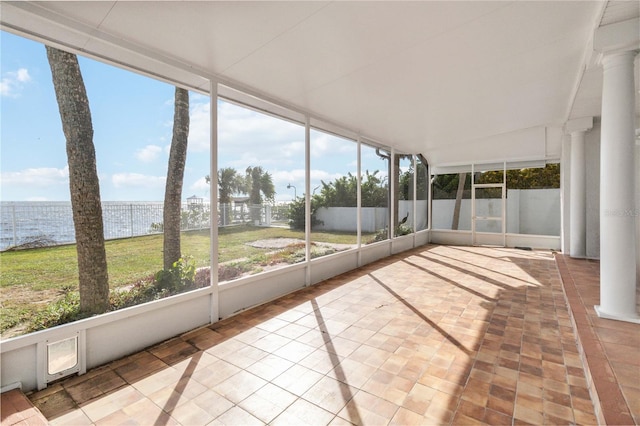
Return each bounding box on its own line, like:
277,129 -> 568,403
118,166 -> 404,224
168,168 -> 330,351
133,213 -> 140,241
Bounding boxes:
0,201 -> 292,250
0,190 -> 559,250
313,190 -> 559,236
314,201 -> 429,233
0,202 -> 212,250
432,188 -> 560,236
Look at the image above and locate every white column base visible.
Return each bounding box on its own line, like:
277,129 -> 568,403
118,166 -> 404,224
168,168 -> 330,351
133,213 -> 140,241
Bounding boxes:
594,304 -> 640,324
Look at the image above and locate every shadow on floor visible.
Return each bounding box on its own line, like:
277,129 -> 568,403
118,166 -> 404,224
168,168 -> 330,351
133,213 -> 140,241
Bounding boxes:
26,245 -> 599,425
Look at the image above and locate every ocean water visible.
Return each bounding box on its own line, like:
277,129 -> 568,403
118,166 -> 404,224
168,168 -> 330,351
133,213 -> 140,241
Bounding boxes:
0,201 -> 168,250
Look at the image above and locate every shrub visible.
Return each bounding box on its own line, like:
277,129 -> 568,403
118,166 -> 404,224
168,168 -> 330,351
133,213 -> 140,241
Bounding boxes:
155,256 -> 196,293
29,291 -> 85,332
288,197 -> 323,230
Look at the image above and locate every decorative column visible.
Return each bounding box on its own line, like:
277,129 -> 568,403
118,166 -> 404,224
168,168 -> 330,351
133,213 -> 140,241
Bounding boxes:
596,50 -> 639,323
567,117 -> 592,258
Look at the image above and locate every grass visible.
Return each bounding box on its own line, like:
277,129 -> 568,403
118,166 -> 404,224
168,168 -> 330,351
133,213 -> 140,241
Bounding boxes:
0,225 -> 372,337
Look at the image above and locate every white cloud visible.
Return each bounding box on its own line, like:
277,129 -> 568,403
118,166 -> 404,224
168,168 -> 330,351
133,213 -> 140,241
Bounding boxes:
0,166 -> 69,186
16,69 -> 31,83
26,196 -> 49,202
190,176 -> 210,194
160,97 -> 210,153
1,68 -> 32,97
112,173 -> 165,188
188,100 -> 211,152
218,101 -> 304,163
271,169 -> 306,185
310,131 -> 357,158
310,169 -> 345,183
134,144 -> 163,163
270,168 -> 343,186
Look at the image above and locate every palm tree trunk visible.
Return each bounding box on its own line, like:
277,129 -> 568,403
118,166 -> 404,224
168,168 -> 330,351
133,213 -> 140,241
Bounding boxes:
46,46 -> 109,315
452,173 -> 466,230
163,87 -> 190,270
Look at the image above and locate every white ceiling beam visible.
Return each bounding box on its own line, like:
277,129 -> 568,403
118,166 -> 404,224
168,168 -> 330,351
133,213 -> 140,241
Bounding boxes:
594,17 -> 640,54
566,117 -> 594,134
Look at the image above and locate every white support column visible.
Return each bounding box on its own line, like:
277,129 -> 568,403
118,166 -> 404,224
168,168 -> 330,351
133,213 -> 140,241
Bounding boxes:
566,117 -> 593,258
304,115 -> 311,286
356,136 -> 362,267
570,131 -> 586,257
209,80 -> 219,323
596,50 -> 639,323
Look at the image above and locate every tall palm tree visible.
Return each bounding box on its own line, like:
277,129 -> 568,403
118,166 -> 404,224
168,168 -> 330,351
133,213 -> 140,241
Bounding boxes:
46,46 -> 109,315
162,87 -> 190,270
245,166 -> 275,223
217,167 -> 244,225
218,167 -> 244,204
245,166 -> 275,204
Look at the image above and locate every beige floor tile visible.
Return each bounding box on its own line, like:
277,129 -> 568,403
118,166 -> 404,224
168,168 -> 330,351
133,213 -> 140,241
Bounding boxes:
270,398 -> 334,426
191,389 -> 234,419
302,376 -> 356,415
80,386 -> 144,423
237,383 -> 296,423
212,370 -> 267,404
213,405 -> 264,425
18,246 -> 612,426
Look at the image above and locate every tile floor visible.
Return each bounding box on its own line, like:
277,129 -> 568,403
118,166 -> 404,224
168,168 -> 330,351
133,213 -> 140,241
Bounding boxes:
1,389 -> 48,426
556,254 -> 639,426
6,245 -> 614,424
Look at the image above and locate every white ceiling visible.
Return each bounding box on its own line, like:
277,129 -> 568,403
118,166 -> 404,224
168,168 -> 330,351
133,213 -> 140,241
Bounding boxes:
1,1 -> 636,166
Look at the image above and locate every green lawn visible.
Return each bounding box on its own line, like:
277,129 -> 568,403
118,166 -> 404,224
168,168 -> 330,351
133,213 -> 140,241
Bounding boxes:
0,226 -> 371,336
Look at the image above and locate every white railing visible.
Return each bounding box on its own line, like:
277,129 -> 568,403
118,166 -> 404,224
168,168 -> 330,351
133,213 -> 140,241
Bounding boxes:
0,202 -> 186,250
0,202 -> 293,250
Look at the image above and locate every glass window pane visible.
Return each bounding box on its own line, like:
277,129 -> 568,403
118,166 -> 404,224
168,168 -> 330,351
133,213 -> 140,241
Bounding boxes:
47,336 -> 78,375
361,144 -> 389,243
475,187 -> 503,217
475,169 -> 504,184
310,129 -> 358,257
506,164 -> 560,236
432,172 -> 471,231
217,99 -> 305,282
415,155 -> 429,231
475,187 -> 503,234
0,32 -> 211,336
395,154 -> 414,237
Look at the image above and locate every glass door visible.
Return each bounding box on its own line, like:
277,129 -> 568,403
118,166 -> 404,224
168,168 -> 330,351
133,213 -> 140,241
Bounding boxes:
472,184 -> 505,246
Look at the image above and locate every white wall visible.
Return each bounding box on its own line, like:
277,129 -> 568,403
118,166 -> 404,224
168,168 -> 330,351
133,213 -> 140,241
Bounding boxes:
516,190 -> 561,236
431,189 -> 560,236
432,199 -> 472,231
315,201 -> 428,233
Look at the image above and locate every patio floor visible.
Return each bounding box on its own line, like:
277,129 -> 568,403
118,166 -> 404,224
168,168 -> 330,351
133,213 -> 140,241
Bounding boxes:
4,244 -> 636,425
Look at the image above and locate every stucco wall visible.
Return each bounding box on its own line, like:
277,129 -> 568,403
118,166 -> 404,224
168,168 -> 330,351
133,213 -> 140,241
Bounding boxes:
432,189 -> 560,236
315,201 -> 429,233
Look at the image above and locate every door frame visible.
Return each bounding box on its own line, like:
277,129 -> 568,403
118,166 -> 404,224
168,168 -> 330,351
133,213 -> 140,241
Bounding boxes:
471,163 -> 506,247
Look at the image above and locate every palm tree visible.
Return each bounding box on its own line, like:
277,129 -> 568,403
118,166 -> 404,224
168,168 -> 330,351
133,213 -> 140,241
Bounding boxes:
217,167 -> 244,204
245,166 -> 275,223
452,173 -> 467,230
162,87 -> 190,270
46,46 -> 109,315
217,167 -> 244,225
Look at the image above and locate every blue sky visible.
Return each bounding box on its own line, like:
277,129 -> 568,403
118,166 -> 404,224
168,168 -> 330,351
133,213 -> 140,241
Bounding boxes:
1,31 -> 389,203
